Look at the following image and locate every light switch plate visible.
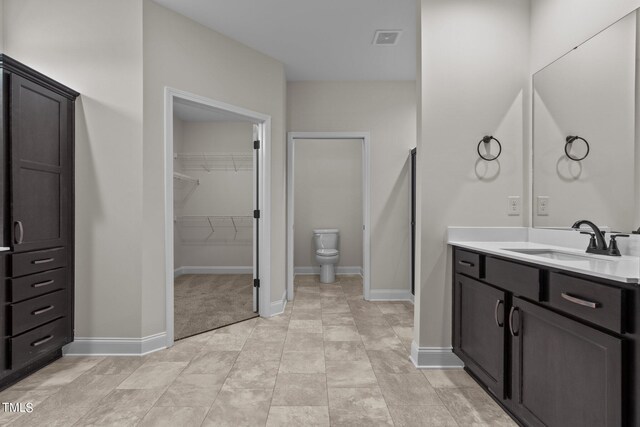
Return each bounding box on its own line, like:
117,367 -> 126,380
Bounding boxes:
537,196 -> 549,216
507,196 -> 521,216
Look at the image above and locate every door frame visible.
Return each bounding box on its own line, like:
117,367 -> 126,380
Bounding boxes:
286,132 -> 371,300
164,87 -> 272,347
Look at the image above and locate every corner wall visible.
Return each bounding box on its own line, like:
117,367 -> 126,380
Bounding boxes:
142,0 -> 286,336
287,81 -> 416,298
416,0 -> 529,356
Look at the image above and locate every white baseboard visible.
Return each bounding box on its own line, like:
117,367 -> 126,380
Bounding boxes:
294,266 -> 363,276
174,266 -> 253,277
409,341 -> 464,368
369,289 -> 414,302
269,289 -> 287,317
62,332 -> 167,356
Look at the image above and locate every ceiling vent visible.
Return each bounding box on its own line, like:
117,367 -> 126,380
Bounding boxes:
372,30 -> 402,46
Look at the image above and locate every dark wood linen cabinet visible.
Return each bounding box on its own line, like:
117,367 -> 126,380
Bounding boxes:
0,55 -> 78,389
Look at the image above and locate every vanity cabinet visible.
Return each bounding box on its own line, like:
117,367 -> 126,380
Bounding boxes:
0,55 -> 77,389
453,273 -> 506,398
453,247 -> 628,426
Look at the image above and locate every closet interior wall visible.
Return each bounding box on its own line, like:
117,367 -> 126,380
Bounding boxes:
173,120 -> 254,273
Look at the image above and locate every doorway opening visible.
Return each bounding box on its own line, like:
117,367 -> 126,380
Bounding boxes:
286,132 -> 371,301
165,88 -> 271,346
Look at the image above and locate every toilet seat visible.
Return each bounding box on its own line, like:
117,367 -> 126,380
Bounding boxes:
316,248 -> 339,256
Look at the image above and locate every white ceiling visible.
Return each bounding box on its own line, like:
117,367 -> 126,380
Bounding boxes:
153,0 -> 417,81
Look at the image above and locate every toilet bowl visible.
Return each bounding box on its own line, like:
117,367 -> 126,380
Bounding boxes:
313,229 -> 339,283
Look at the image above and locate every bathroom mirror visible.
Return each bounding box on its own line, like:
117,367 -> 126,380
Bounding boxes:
532,10 -> 640,232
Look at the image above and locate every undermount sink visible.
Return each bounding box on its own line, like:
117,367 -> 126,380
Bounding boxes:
503,248 -> 611,262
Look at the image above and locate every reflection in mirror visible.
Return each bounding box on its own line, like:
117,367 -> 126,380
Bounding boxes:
532,10 -> 639,232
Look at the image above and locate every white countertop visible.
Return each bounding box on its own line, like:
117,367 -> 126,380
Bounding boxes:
449,240 -> 640,284
0,247 -> 9,252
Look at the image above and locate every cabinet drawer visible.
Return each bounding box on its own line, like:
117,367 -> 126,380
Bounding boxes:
454,248 -> 483,279
548,273 -> 624,333
485,257 -> 540,300
11,247 -> 66,277
10,317 -> 67,370
9,268 -> 66,303
10,290 -> 66,336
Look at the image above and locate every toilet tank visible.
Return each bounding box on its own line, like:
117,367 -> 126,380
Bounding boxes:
313,229 -> 339,250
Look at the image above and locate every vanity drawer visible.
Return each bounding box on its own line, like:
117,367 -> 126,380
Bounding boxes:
485,257 -> 541,300
548,272 -> 624,333
9,268 -> 67,303
10,317 -> 67,370
454,249 -> 483,279
10,290 -> 66,336
11,247 -> 67,277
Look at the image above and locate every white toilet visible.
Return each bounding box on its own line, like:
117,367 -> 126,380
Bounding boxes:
313,228 -> 340,283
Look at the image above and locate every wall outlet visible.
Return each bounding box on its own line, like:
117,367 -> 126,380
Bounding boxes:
507,196 -> 521,216
537,196 -> 549,216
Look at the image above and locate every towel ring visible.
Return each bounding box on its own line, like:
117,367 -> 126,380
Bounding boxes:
565,135 -> 589,161
477,135 -> 501,161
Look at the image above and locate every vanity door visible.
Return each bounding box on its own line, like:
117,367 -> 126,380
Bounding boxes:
510,297 -> 623,427
453,274 -> 506,399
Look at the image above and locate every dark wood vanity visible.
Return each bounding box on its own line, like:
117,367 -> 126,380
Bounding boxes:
452,246 -> 638,426
0,55 -> 77,389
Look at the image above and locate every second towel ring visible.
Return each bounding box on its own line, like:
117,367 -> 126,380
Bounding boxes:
477,135 -> 502,161
565,135 -> 589,161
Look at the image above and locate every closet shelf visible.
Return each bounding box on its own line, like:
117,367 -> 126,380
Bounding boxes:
174,152 -> 253,172
173,172 -> 200,185
175,215 -> 253,233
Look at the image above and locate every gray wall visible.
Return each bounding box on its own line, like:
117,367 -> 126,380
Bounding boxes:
416,0 -> 530,348
293,139 -> 362,269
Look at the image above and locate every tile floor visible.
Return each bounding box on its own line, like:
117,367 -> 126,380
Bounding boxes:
174,274 -> 257,340
0,275 -> 516,426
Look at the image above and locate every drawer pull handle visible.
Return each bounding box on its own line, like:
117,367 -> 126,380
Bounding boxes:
509,306 -> 520,337
32,258 -> 54,265
32,305 -> 54,316
32,280 -> 54,288
494,299 -> 504,327
458,260 -> 475,267
561,293 -> 600,309
31,335 -> 53,347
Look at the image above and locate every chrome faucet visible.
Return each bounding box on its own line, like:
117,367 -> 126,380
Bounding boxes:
571,220 -> 628,256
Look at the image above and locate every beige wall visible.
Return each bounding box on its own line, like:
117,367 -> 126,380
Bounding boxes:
142,0 -> 286,335
287,82 -> 416,294
3,0 -> 145,338
416,0 -> 529,348
294,139 -> 362,269
175,121 -> 253,268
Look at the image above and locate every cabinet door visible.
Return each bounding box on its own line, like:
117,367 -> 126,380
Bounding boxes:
510,297 -> 622,427
10,75 -> 70,252
454,274 -> 506,398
